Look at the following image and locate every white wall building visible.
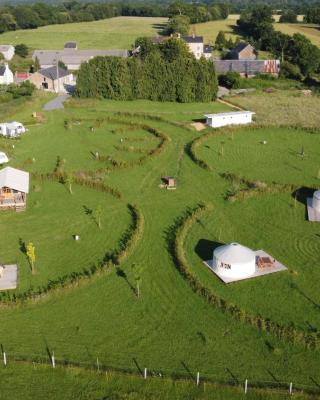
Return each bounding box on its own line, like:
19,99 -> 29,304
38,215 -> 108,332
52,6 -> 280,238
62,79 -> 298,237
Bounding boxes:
0,64 -> 14,85
0,45 -> 15,61
181,35 -> 212,60
213,242 -> 256,279
205,111 -> 255,128
312,190 -> 320,211
0,122 -> 26,138
0,152 -> 9,164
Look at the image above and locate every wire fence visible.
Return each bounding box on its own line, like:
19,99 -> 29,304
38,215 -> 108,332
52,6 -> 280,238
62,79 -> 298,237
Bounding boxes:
2,351 -> 320,397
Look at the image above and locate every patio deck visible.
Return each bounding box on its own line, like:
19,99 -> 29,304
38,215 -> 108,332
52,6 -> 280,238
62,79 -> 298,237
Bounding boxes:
0,265 -> 18,290
204,250 -> 288,284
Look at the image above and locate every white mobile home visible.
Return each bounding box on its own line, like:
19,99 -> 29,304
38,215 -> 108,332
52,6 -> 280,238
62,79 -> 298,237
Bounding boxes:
205,111 -> 255,128
0,64 -> 14,85
0,122 -> 26,138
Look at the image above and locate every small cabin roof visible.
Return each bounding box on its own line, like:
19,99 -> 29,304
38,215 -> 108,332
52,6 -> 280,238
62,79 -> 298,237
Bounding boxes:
205,111 -> 255,118
0,167 -> 29,193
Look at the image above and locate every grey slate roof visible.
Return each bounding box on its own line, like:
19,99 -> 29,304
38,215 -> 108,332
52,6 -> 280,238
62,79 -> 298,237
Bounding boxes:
213,60 -> 266,74
0,45 -> 12,52
182,36 -> 203,44
38,66 -> 71,80
33,49 -> 129,67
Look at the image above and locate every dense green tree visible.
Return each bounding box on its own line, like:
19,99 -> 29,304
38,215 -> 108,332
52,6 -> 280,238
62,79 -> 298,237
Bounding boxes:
279,61 -> 303,80
15,44 -> 29,58
215,31 -> 227,50
166,15 -> 190,36
279,10 -> 298,23
0,13 -> 17,33
12,6 -> 42,29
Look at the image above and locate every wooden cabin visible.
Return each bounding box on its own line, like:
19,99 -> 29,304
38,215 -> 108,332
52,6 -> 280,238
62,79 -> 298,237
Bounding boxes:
161,176 -> 177,190
0,167 -> 29,211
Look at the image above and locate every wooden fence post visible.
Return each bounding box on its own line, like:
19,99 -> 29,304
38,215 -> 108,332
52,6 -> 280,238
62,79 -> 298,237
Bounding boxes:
196,372 -> 200,386
3,351 -> 6,366
144,368 -> 147,379
97,357 -> 100,372
244,379 -> 248,394
289,382 -> 293,395
51,352 -> 55,369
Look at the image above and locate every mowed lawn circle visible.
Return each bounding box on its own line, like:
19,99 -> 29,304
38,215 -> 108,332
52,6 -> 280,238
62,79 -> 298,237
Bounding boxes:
0,180 -> 130,293
196,127 -> 320,185
185,191 -> 320,331
2,115 -> 161,174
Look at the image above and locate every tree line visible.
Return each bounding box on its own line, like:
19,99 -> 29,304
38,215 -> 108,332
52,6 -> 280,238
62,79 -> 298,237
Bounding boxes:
0,1 -> 229,34
75,37 -> 218,103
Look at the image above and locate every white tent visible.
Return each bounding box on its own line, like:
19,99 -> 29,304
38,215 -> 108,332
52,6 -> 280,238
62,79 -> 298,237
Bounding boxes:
0,166 -> 29,193
213,242 -> 256,279
0,122 -> 26,138
0,152 -> 8,164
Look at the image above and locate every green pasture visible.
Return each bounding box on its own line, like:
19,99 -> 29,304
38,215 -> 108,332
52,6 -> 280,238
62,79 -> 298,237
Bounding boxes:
0,94 -> 319,391
0,16 -> 167,50
0,363 -> 316,400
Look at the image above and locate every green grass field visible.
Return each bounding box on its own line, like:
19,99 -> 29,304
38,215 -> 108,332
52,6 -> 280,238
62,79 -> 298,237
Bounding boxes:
0,93 -> 320,398
0,16 -> 167,50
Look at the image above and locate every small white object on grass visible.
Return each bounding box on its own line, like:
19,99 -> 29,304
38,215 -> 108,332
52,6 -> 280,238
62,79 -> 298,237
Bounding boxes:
261,140 -> 267,145
12,145 -> 15,149
74,235 -> 80,241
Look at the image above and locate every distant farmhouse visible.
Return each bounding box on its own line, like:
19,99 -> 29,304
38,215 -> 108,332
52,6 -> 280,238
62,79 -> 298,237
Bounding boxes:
181,34 -> 213,60
28,66 -> 74,93
227,42 -> 258,60
0,64 -> 14,85
33,46 -> 129,70
0,45 -> 15,61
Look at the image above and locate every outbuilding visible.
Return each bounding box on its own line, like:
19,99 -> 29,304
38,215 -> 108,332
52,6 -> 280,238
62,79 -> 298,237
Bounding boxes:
0,45 -> 15,61
28,66 -> 74,93
307,190 -> 320,222
0,64 -> 14,85
205,111 -> 255,128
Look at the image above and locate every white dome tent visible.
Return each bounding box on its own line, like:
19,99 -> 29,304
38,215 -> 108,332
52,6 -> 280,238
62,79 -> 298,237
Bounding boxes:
213,242 -> 256,279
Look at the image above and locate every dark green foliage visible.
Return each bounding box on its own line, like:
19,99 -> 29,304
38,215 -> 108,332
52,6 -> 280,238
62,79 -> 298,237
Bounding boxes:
285,34 -> 320,76
75,39 -> 218,103
304,7 -> 320,24
215,31 -> 227,50
166,15 -> 190,36
6,81 -> 35,98
15,43 -> 29,58
218,71 -> 241,89
279,10 -> 298,23
280,61 -> 303,80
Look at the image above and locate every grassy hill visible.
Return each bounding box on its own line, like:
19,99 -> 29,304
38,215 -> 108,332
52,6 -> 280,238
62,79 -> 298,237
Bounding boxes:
0,16 -> 167,50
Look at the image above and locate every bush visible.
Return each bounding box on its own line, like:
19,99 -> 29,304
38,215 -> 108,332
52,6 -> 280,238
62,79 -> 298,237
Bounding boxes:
218,71 -> 241,89
279,61 -> 303,81
279,10 -> 298,23
15,43 -> 29,58
6,81 -> 35,98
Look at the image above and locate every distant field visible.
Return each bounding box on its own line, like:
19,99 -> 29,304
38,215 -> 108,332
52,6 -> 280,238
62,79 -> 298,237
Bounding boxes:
0,16 -> 167,50
275,23 -> 320,48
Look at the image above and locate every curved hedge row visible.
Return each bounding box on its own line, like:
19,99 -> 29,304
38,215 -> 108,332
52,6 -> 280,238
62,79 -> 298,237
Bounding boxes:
169,204 -> 320,350
0,204 -> 144,305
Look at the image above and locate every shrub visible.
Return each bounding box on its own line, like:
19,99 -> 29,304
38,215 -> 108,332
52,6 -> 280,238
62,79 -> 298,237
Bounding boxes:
279,61 -> 303,81
218,71 -> 241,89
15,43 -> 29,58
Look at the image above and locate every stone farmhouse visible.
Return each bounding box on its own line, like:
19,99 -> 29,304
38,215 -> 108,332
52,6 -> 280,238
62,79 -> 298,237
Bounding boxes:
227,42 -> 258,60
28,66 -> 74,93
181,34 -> 213,60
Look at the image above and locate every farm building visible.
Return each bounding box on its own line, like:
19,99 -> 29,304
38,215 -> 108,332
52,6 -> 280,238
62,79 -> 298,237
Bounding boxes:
205,111 -> 255,128
227,42 -> 258,60
28,66 -> 74,93
0,64 -> 14,85
213,60 -> 280,77
0,152 -> 9,164
0,122 -> 26,138
160,176 -> 177,189
181,34 -> 212,60
0,166 -> 29,211
33,48 -> 129,70
0,45 -> 15,61
204,242 -> 288,283
307,190 -> 320,222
